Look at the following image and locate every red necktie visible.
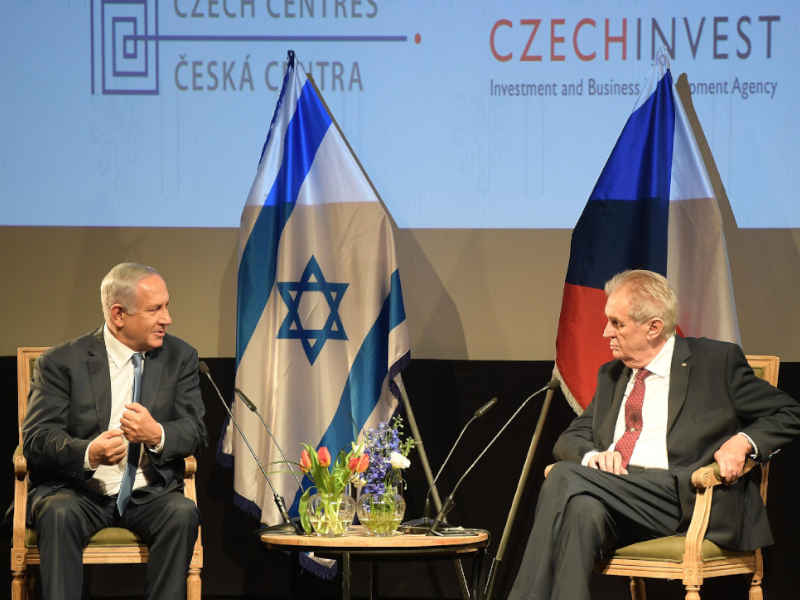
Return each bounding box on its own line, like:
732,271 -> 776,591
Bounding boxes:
614,368 -> 651,469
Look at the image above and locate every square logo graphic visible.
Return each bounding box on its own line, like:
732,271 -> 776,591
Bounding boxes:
91,0 -> 159,94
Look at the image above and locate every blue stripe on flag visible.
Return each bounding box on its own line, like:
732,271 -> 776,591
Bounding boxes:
288,269 -> 406,515
565,71 -> 674,289
236,80 -> 333,365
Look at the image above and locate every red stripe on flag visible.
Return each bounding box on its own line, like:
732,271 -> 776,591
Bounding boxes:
555,283 -> 613,411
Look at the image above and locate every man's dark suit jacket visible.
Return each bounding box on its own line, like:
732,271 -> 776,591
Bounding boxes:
22,328 -> 207,515
553,336 -> 800,551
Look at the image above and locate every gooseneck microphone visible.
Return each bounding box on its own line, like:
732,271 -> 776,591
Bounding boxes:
420,396 -> 498,522
429,379 -> 559,536
234,387 -> 304,492
199,361 -> 299,534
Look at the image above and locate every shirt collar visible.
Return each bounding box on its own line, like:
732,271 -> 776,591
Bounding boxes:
641,334 -> 675,379
103,323 -> 141,369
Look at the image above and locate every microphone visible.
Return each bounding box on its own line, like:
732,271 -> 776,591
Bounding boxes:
198,361 -> 300,534
417,396 -> 498,526
428,378 -> 559,536
234,387 -> 303,492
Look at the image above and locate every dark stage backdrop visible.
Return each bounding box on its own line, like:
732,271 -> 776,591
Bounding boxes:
1,357 -> 799,599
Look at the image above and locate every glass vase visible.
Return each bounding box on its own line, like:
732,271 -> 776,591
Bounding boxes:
357,487 -> 406,536
306,492 -> 356,536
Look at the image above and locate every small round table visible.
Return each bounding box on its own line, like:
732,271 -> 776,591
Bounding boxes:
261,525 -> 490,600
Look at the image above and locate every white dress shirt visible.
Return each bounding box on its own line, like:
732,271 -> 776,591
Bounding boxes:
82,325 -> 164,495
605,335 -> 675,469
582,334 -> 757,469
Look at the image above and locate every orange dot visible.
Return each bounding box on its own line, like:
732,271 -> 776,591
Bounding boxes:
414,33 -> 421,44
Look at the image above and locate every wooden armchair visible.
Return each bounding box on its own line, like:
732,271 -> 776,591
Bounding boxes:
10,347 -> 204,600
596,354 -> 779,600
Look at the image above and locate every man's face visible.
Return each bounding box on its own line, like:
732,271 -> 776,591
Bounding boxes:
117,274 -> 172,352
602,287 -> 658,369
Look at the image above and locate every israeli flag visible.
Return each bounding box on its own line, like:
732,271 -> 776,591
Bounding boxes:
221,52 -> 411,524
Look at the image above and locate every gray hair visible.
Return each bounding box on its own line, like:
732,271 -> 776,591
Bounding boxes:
604,269 -> 678,339
100,262 -> 160,322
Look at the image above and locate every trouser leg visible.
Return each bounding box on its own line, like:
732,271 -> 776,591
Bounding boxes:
31,488 -> 114,600
122,491 -> 200,600
508,462 -> 683,600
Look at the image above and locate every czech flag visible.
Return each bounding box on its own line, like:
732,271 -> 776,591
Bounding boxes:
554,66 -> 740,412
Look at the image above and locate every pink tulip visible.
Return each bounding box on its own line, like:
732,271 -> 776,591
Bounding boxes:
356,454 -> 369,473
300,449 -> 311,473
348,456 -> 360,472
317,446 -> 331,467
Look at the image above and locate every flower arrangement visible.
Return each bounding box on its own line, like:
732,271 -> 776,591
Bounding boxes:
361,415 -> 415,495
297,443 -> 369,535
355,416 -> 415,535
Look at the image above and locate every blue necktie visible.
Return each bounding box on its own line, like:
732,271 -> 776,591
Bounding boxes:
117,352 -> 143,515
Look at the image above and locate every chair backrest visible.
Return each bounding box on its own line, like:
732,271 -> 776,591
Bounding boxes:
744,354 -> 780,506
745,354 -> 780,387
16,347 -> 50,446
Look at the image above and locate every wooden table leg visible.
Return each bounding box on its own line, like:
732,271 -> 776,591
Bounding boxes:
470,548 -> 486,600
369,561 -> 377,600
341,552 -> 351,600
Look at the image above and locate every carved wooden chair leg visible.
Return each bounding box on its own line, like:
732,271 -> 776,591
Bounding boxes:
629,576 -> 647,600
683,584 -> 701,600
187,567 -> 202,600
748,574 -> 764,600
10,568 -> 25,600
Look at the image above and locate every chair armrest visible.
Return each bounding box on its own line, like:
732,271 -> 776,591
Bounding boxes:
690,457 -> 757,489
184,455 -> 197,477
12,446 -> 29,556
182,455 -> 199,506
14,447 -> 27,479
683,457 -> 759,569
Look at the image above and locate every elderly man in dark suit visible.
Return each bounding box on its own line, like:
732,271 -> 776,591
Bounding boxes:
509,269 -> 800,600
23,262 -> 207,600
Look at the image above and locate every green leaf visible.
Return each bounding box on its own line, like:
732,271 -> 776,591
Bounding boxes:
298,488 -> 312,534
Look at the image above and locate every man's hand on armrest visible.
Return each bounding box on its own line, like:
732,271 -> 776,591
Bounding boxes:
713,434 -> 753,484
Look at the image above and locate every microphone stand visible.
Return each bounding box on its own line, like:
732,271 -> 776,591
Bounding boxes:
393,374 -> 472,600
199,362 -> 300,534
234,387 -> 304,493
428,379 -> 559,537
402,397 -> 498,532
483,378 -> 559,600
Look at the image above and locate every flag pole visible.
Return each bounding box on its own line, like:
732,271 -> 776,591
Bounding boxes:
483,384 -> 556,600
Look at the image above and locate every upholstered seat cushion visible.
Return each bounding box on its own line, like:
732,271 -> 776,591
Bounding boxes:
613,535 -> 751,562
26,526 -> 143,548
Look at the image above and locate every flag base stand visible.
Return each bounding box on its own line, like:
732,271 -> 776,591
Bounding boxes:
256,518 -> 302,535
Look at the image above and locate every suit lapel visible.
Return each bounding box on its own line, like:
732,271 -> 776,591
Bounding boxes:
141,346 -> 164,412
598,362 -> 631,447
87,328 -> 112,429
667,337 -> 692,434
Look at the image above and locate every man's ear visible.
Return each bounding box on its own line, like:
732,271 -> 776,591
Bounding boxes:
648,318 -> 665,340
109,304 -> 126,328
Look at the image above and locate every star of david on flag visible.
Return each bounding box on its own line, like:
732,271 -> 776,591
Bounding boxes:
277,255 -> 348,365
220,51 -> 411,529
554,62 -> 740,412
